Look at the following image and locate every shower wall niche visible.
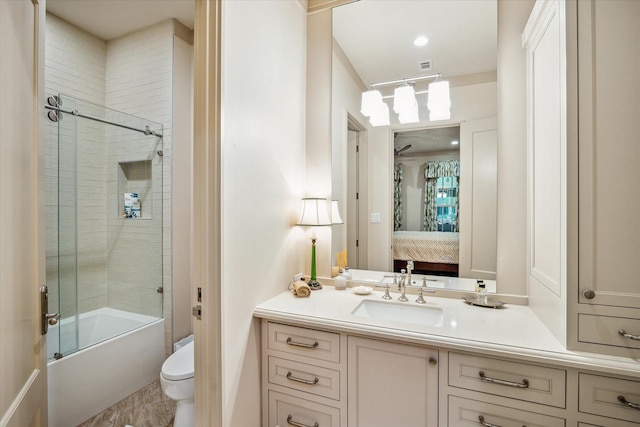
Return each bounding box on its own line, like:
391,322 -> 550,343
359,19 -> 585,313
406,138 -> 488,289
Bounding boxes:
118,160 -> 153,219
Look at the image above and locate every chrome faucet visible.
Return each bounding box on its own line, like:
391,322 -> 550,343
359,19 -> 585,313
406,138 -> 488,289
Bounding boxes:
398,270 -> 409,302
406,260 -> 414,286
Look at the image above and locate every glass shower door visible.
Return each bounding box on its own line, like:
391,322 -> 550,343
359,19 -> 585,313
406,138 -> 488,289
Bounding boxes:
45,93 -> 164,360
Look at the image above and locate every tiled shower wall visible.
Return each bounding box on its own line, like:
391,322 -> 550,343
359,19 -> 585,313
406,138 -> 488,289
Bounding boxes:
104,21 -> 174,338
44,14 -> 187,353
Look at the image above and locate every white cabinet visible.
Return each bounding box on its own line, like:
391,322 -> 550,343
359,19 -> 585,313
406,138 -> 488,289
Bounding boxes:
262,322 -> 346,427
347,336 -> 438,427
570,0 -> 640,358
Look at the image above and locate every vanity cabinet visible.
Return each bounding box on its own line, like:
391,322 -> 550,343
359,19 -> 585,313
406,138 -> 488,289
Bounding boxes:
347,336 -> 438,427
571,0 -> 640,357
260,318 -> 640,426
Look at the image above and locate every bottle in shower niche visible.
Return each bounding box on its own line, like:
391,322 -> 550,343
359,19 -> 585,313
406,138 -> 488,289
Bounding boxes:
124,192 -> 141,218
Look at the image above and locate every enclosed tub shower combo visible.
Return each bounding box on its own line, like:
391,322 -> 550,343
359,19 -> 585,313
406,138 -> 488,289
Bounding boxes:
44,94 -> 165,427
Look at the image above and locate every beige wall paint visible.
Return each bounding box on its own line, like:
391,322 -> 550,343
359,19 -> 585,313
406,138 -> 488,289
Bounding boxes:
221,1 -> 307,426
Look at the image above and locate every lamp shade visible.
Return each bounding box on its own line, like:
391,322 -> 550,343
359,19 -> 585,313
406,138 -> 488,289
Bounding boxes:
369,100 -> 390,127
393,84 -> 417,114
331,200 -> 344,224
427,80 -> 451,121
398,102 -> 420,124
297,198 -> 331,226
360,89 -> 383,117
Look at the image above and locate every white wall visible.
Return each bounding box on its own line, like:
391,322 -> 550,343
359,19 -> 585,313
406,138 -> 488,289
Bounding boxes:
496,0 -> 535,296
221,1 -> 307,426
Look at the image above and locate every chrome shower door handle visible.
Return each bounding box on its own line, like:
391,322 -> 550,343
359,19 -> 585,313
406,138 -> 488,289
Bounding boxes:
46,312 -> 61,326
40,285 -> 61,334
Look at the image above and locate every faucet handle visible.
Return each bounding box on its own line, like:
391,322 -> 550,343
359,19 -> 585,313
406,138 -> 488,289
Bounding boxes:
374,283 -> 393,300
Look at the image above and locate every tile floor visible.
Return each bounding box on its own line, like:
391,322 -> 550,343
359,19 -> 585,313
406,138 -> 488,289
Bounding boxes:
77,380 -> 175,427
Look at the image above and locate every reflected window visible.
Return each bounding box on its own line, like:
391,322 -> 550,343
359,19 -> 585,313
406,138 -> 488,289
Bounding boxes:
436,176 -> 457,232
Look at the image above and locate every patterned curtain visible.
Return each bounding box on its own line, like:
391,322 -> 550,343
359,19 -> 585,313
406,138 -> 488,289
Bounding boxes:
423,160 -> 460,231
423,178 -> 437,231
394,164 -> 403,231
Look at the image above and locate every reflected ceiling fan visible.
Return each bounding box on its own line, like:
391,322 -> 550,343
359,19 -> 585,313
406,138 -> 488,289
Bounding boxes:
394,144 -> 412,156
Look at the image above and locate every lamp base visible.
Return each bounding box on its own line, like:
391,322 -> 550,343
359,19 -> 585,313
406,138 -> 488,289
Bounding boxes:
307,279 -> 322,290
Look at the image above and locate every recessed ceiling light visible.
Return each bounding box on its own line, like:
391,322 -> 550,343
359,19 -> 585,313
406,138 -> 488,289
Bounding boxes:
451,140 -> 459,145
414,36 -> 429,47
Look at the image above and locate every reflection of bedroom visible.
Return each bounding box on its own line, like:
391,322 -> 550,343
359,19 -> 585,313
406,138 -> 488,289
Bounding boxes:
392,123 -> 497,281
393,126 -> 462,276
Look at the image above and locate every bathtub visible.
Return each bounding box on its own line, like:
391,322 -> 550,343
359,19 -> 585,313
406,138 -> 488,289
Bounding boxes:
47,308 -> 165,427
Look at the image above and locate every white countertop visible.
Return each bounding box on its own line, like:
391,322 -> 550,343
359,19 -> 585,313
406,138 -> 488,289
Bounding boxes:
254,286 -> 640,378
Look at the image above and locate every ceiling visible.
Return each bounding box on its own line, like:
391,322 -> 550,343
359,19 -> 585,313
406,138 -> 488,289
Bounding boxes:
333,0 -> 496,157
394,126 -> 460,157
46,0 -> 194,41
332,0 -> 497,86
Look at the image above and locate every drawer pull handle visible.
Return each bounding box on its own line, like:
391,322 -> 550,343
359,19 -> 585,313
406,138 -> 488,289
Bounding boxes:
479,371 -> 530,388
478,415 -> 501,427
286,371 -> 319,385
286,337 -> 319,349
287,414 -> 319,427
478,416 -> 526,427
618,395 -> 640,410
618,329 -> 640,341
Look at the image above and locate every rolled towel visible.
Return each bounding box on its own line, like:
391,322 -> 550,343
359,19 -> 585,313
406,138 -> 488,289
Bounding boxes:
292,280 -> 311,297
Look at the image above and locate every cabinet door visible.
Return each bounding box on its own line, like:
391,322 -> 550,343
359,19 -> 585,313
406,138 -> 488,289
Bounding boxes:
347,336 -> 438,427
578,0 -> 640,309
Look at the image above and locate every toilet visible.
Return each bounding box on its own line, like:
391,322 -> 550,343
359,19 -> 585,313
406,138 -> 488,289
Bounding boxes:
160,341 -> 194,427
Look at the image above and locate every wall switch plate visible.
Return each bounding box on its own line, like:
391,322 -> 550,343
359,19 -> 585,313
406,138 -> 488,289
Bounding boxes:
370,213 -> 381,223
293,273 -> 303,282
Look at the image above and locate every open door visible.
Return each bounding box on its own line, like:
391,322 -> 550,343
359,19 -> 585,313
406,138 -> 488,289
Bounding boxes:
0,1 -> 47,426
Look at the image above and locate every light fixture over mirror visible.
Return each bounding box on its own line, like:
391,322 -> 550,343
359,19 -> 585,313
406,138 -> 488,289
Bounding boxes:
331,0 -> 498,289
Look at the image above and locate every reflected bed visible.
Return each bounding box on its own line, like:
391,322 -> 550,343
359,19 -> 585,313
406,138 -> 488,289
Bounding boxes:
393,231 -> 459,276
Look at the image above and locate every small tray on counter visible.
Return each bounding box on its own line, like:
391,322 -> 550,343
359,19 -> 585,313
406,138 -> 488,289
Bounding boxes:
462,296 -> 505,308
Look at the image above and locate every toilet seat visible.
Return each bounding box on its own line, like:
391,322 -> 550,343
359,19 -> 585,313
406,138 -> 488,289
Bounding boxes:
161,341 -> 194,381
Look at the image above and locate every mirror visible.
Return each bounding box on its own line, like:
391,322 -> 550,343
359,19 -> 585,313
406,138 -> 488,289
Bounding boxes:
331,0 -> 498,288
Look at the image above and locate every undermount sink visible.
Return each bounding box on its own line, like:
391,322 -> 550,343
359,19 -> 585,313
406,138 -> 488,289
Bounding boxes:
350,299 -> 444,327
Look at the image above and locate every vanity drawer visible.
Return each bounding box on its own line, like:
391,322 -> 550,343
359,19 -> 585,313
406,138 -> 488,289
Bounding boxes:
268,390 -> 340,427
578,314 -> 640,350
447,395 -> 565,427
267,322 -> 340,364
578,373 -> 640,424
448,352 -> 566,408
268,356 -> 340,401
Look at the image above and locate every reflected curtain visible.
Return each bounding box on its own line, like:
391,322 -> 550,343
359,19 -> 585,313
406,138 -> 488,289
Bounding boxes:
394,164 -> 403,231
423,160 -> 460,231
